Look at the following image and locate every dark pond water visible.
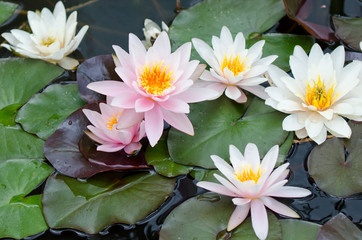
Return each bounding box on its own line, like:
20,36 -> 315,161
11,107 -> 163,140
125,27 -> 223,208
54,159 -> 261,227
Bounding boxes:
1,0 -> 362,239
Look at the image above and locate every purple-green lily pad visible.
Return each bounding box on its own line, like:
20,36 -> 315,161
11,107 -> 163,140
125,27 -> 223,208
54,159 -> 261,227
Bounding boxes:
332,16 -> 362,51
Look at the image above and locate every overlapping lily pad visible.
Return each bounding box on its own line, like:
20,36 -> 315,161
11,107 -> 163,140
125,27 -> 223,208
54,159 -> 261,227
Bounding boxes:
77,55 -> 120,103
0,1 -> 17,25
308,122 -> 362,197
0,58 -> 63,126
42,172 -> 176,234
160,192 -> 282,239
332,16 -> 362,51
44,103 -> 149,178
0,159 -> 53,239
168,96 -> 289,169
16,84 -> 86,140
280,219 -> 320,240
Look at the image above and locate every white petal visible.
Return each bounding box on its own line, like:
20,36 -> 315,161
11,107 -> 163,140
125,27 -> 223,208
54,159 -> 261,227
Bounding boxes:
251,199 -> 268,240
227,204 -> 251,231
324,115 -> 351,138
261,196 -> 300,218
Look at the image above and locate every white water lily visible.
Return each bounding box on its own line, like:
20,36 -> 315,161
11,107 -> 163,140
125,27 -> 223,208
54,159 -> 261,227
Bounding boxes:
1,1 -> 88,70
142,18 -> 168,49
192,26 -> 277,103
197,144 -> 311,240
265,43 -> 362,144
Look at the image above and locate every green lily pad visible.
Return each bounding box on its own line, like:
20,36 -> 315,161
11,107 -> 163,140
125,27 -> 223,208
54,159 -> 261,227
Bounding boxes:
247,33 -> 314,71
333,16 -> 362,51
42,172 -> 176,234
168,96 -> 289,169
16,84 -> 86,140
160,192 -> 282,240
280,219 -> 321,240
0,125 -> 44,162
145,134 -> 192,177
169,0 -> 285,62
0,159 -> 53,239
0,1 -> 17,25
316,213 -> 362,240
0,58 -> 64,126
308,122 -> 362,197
190,168 -> 222,183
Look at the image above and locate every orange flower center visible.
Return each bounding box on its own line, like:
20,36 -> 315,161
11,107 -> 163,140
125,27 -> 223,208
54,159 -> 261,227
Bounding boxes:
138,60 -> 174,96
220,54 -> 249,76
106,112 -> 122,130
305,76 -> 337,111
235,164 -> 263,184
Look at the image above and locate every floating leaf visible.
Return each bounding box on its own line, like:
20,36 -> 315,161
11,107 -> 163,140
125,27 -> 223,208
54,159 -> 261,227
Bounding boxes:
44,103 -> 149,178
0,159 -> 53,239
0,58 -> 64,126
190,168 -> 221,183
16,84 -> 86,140
0,1 -> 17,25
160,193 -> 282,240
308,122 -> 362,197
316,213 -> 362,240
77,55 -> 120,103
0,125 -> 44,162
168,96 -> 289,168
277,132 -> 294,166
333,16 -> 362,51
169,0 -> 285,60
145,134 -> 192,178
42,172 -> 176,234
280,219 -> 321,240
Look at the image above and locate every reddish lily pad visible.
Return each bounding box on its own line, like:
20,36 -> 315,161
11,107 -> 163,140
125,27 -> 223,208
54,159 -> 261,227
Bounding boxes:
44,103 -> 149,178
76,55 -> 120,103
332,16 -> 362,51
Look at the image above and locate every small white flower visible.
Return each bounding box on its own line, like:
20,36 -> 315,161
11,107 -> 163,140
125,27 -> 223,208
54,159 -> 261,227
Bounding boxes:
1,1 -> 89,70
265,43 -> 362,144
142,18 -> 168,49
192,26 -> 277,103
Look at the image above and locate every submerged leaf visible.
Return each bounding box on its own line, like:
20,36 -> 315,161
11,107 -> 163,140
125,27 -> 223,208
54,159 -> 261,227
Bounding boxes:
0,1 -> 17,25
332,16 -> 362,51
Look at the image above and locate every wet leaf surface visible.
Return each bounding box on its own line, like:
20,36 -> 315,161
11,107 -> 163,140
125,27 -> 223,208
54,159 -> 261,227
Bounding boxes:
332,16 -> 362,51
280,219 -> 321,240
42,172 -> 176,234
0,1 -> 17,25
16,84 -> 86,140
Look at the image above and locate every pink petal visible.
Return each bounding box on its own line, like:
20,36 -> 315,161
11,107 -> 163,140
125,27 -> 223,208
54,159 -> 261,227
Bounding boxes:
116,109 -> 144,129
115,66 -> 137,87
144,105 -> 164,147
87,81 -> 128,97
124,142 -> 142,154
234,90 -> 247,103
135,98 -> 155,112
213,174 -> 242,196
225,86 -> 242,100
196,181 -> 239,197
261,163 -> 289,191
128,33 -> 147,66
97,143 -> 125,152
260,196 -> 299,218
111,91 -> 141,109
175,84 -> 221,103
227,203 -> 251,231
152,31 -> 171,59
244,143 -> 260,169
112,45 -> 133,70
260,145 -> 279,177
241,85 -> 268,100
161,110 -> 194,135
232,198 -> 251,205
268,186 -> 311,198
158,98 -> 190,113
229,145 -> 244,170
251,199 -> 268,240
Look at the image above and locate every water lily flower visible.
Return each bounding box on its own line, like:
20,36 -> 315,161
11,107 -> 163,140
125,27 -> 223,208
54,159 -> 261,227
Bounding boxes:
265,44 -> 362,144
142,18 -> 169,49
1,1 -> 88,70
192,26 -> 277,103
197,144 -> 311,240
87,32 -> 218,147
83,102 -> 146,154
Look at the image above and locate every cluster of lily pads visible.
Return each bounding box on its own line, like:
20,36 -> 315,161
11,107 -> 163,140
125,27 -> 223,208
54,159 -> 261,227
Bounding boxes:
0,0 -> 362,239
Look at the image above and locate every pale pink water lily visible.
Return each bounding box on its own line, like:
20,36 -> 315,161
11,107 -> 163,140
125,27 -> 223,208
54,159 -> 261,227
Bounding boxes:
83,102 -> 146,154
192,26 -> 277,103
142,18 -> 169,49
87,32 -> 218,147
265,43 -> 362,144
1,1 -> 88,70
197,143 -> 311,240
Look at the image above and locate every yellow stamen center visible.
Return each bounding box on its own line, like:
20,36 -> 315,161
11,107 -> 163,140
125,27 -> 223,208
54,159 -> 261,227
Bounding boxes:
138,60 -> 174,96
220,54 -> 249,76
106,112 -> 122,130
41,37 -> 56,47
235,164 -> 263,184
305,76 -> 337,110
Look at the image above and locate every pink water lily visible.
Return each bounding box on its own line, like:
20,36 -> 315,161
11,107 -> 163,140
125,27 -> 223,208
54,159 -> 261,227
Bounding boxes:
83,103 -> 145,154
197,143 -> 311,240
88,32 -> 218,146
192,26 -> 277,103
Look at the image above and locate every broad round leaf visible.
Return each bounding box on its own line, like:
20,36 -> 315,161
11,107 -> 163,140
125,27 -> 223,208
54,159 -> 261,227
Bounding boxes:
16,84 -> 86,140
308,122 -> 362,197
168,96 -> 289,168
160,192 -> 282,240
280,219 -> 321,240
77,55 -> 120,103
0,1 -> 17,25
42,172 -> 176,234
44,103 -> 149,178
0,159 -> 53,239
0,125 -> 44,162
145,134 -> 192,178
316,213 -> 362,240
333,16 -> 362,51
190,168 -> 221,183
0,58 -> 63,126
